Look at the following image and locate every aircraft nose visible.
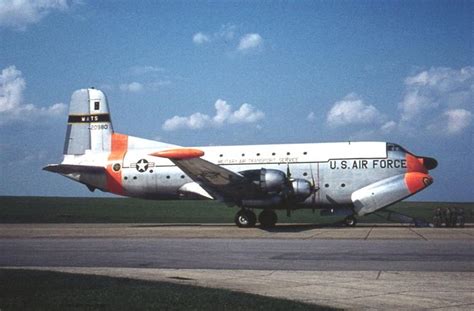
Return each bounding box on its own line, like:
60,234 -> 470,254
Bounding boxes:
421,157 -> 438,170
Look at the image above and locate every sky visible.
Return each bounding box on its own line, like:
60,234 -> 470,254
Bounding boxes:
0,0 -> 472,202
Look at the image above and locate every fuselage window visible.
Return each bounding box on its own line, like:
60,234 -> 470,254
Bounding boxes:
303,172 -> 308,176
256,153 -> 260,156
219,154 -> 223,157
341,183 -> 346,187
272,152 -> 276,156
94,101 -> 100,110
325,184 -> 329,188
303,152 -> 307,155
181,175 -> 185,179
286,152 -> 290,155
242,153 -> 245,157
166,176 -> 170,179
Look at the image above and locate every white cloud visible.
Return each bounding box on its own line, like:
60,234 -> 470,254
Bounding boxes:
192,32 -> 211,45
192,24 -> 236,46
307,112 -> 316,121
229,103 -> 264,123
162,99 -> 264,131
398,66 -> 473,135
380,120 -> 397,133
0,0 -> 71,30
119,82 -> 144,92
0,66 -> 66,125
130,65 -> 164,76
399,66 -> 473,121
237,33 -> 263,52
326,94 -> 383,127
441,109 -> 472,135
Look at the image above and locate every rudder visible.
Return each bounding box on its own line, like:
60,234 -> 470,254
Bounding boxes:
64,88 -> 113,155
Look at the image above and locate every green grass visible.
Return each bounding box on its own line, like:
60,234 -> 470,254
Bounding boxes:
0,269 -> 335,311
0,196 -> 472,224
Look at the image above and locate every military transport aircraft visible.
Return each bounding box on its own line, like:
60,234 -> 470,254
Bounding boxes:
44,88 -> 437,228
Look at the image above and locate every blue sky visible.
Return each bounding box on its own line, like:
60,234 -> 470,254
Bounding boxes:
0,0 -> 472,201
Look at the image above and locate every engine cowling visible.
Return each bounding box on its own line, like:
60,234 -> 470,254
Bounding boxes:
291,179 -> 312,202
240,168 -> 312,203
240,168 -> 288,194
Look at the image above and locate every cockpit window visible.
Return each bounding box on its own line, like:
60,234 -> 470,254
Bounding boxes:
386,143 -> 413,155
386,143 -> 401,152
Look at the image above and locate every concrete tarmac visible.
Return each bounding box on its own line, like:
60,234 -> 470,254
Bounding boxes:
1,223 -> 473,310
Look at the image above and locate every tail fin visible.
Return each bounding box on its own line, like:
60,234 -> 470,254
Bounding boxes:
63,88 -> 113,155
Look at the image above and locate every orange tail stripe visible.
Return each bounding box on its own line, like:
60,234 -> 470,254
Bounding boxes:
106,133 -> 128,195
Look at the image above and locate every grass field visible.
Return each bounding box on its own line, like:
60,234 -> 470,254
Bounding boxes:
0,269 -> 335,311
0,196 -> 472,224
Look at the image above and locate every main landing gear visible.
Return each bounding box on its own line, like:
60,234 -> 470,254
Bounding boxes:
234,209 -> 257,228
234,209 -> 278,228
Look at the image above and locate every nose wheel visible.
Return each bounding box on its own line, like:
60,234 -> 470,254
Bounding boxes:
234,209 -> 257,228
344,215 -> 357,227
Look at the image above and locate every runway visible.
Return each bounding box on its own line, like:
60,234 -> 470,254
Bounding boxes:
1,224 -> 473,309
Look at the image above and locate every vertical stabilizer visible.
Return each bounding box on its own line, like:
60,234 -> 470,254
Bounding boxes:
64,88 -> 113,155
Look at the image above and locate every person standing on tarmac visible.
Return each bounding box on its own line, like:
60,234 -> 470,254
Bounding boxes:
433,208 -> 442,227
445,207 -> 451,227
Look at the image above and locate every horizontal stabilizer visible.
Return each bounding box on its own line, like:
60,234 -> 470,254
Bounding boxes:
43,164 -> 105,175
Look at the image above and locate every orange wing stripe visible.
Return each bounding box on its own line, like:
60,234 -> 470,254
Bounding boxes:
150,148 -> 204,160
106,133 -> 128,195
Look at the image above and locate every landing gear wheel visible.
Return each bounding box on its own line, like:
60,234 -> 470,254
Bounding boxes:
259,210 -> 278,228
344,215 -> 357,227
235,209 -> 256,228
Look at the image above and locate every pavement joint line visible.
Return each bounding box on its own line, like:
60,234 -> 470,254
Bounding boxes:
364,226 -> 374,240
304,231 -> 323,239
376,270 -> 382,280
408,227 -> 428,241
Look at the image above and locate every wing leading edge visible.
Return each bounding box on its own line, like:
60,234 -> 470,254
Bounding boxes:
150,148 -> 259,202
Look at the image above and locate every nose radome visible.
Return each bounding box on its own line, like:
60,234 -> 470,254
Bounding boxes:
421,157 -> 438,170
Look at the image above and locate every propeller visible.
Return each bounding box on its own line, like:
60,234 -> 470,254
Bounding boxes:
309,164 -> 319,208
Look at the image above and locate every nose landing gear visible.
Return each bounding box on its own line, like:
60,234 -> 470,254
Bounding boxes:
344,215 -> 358,227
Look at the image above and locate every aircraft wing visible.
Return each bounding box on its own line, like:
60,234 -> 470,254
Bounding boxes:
43,164 -> 105,175
150,149 -> 258,201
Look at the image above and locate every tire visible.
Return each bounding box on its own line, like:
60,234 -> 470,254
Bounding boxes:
259,210 -> 278,228
344,215 -> 357,227
234,210 -> 256,228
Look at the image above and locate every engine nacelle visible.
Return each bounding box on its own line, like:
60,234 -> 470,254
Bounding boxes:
240,169 -> 312,203
240,168 -> 288,194
291,179 -> 312,202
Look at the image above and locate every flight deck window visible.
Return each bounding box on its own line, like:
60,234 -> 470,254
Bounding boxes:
94,101 -> 100,110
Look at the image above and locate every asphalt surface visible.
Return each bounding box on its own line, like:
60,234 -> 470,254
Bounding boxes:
2,224 -> 473,310
1,238 -> 473,271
